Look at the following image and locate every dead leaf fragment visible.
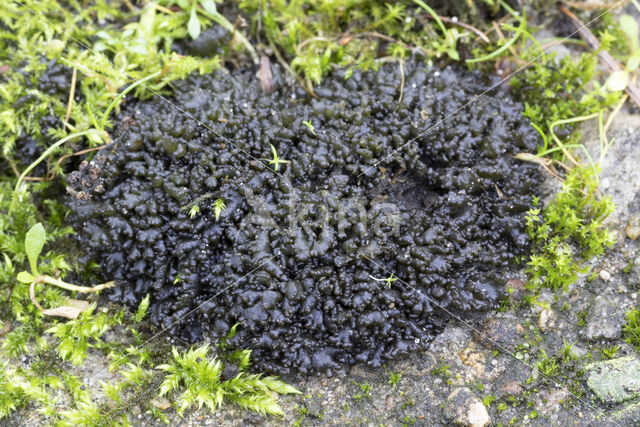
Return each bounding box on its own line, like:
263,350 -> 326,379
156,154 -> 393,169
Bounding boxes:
66,299 -> 90,311
258,55 -> 274,93
339,35 -> 353,46
42,306 -> 83,319
150,397 -> 172,410
0,321 -> 11,336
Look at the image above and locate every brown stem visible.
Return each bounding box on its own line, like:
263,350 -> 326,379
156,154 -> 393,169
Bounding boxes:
29,281 -> 45,313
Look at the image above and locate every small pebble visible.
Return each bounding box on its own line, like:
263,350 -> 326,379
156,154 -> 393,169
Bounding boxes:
599,270 -> 611,281
626,213 -> 640,239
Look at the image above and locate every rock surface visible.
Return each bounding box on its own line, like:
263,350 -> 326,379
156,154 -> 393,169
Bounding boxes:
586,356 -> 640,404
584,295 -> 624,341
538,308 -> 556,332
626,213 -> 640,240
444,387 -> 491,427
613,401 -> 640,424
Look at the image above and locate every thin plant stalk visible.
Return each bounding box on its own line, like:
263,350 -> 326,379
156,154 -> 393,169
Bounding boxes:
100,71 -> 161,130
412,0 -> 447,36
467,18 -> 524,64
35,275 -> 116,293
548,112 -> 599,168
198,9 -> 259,64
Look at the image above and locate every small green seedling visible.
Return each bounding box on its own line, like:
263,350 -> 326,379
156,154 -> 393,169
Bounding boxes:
268,144 -> 290,171
467,3 -> 529,64
388,372 -> 401,389
212,198 -> 226,221
134,294 -> 151,323
302,120 -> 316,135
16,223 -> 115,318
600,344 -> 620,360
189,204 -> 200,218
624,308 -> 640,351
412,0 -> 460,61
369,273 -> 398,288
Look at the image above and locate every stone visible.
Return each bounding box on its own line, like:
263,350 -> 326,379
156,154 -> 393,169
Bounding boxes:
541,388 -> 570,412
538,309 -> 556,332
498,381 -> 523,397
626,213 -> 640,240
459,343 -> 486,377
506,278 -> 526,302
473,316 -> 521,352
599,270 -> 611,281
303,398 -> 324,418
613,401 -> 640,424
444,387 -> 491,427
583,296 -> 624,341
631,257 -> 640,289
150,397 -> 171,410
585,356 -> 640,404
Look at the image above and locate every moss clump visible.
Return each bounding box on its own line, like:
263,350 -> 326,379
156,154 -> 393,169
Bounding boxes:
67,62 -> 541,374
525,166 -> 615,292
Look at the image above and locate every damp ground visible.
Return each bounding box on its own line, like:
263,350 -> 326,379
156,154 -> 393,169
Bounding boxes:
5,108 -> 640,427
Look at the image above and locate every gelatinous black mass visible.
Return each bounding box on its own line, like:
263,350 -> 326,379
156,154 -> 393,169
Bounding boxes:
67,63 -> 541,375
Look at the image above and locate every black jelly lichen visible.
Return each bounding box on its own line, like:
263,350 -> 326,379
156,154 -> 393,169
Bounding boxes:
67,62 -> 541,375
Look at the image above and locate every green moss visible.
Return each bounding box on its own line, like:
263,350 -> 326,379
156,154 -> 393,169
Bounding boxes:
156,343 -> 300,416
512,51 -> 619,143
624,309 -> 640,352
0,364 -> 26,418
525,166 -> 615,293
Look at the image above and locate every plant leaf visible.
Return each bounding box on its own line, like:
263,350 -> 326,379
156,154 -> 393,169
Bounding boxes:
628,51 -> 640,72
447,48 -> 460,61
17,271 -> 35,284
201,0 -> 217,15
605,70 -> 629,92
25,223 -> 46,275
42,306 -> 83,319
620,14 -> 639,53
188,6 -> 201,40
